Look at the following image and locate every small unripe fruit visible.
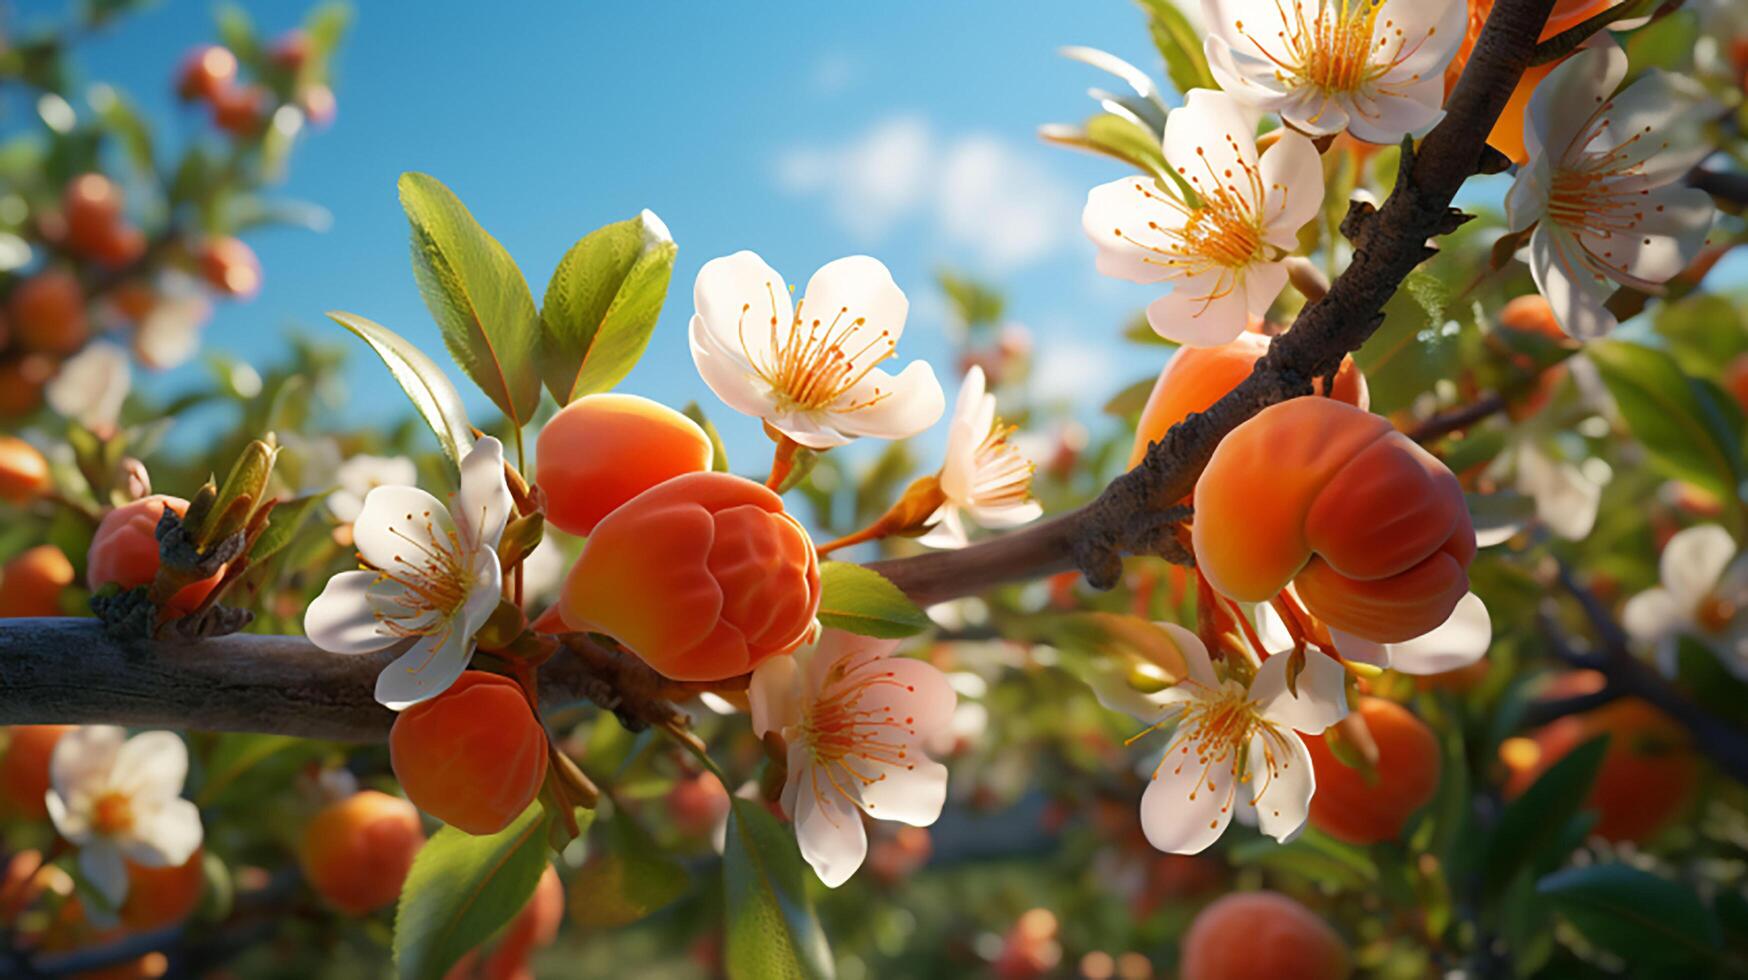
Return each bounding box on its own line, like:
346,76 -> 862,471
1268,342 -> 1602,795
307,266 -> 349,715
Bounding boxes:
118,850 -> 205,932
9,270 -> 88,355
0,545 -> 74,618
0,435 -> 51,503
536,393 -> 714,536
1305,698 -> 1441,845
87,495 -> 225,616
176,45 -> 238,102
0,356 -> 52,419
1,725 -> 72,819
1180,891 -> 1352,980
299,790 -> 424,915
197,236 -> 262,299
390,672 -> 549,835
211,86 -> 265,136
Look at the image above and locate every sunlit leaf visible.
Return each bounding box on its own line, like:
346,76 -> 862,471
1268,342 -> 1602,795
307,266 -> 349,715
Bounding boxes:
722,798 -> 834,980
540,210 -> 677,404
395,803 -> 550,980
817,562 -> 930,639
327,311 -> 474,464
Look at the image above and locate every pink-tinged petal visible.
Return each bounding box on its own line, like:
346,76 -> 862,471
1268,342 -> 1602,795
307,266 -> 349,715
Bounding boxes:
1146,272 -> 1252,347
1249,729 -> 1315,843
858,656 -> 959,739
799,255 -> 910,346
1375,592 -> 1492,675
1252,650 -> 1347,735
1161,90 -> 1259,206
829,359 -> 945,442
1622,587 -> 1685,644
690,313 -> 779,423
693,251 -> 793,368
121,797 -> 203,867
455,436 -> 512,551
1243,261 -> 1289,316
1526,44 -> 1626,166
855,757 -> 949,827
749,653 -> 802,739
916,506 -> 970,550
1259,132 -> 1324,246
111,732 -> 188,803
1083,177 -> 1190,285
792,760 -> 869,888
1606,186 -> 1715,285
305,570 -> 397,655
1661,524 -> 1737,607
1205,36 -> 1295,103
1345,74 -> 1445,144
1139,739 -> 1237,854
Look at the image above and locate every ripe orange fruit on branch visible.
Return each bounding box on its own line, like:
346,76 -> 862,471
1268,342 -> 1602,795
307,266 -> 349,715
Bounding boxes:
300,790 -> 424,915
552,471 -> 822,681
175,45 -> 237,102
197,236 -> 262,299
0,545 -> 74,618
1129,332 -> 1367,469
536,393 -> 713,536
390,671 -> 548,835
87,495 -> 226,616
0,725 -> 72,819
1193,398 -> 1474,642
0,436 -> 51,504
9,270 -> 88,355
1305,698 -> 1442,845
1180,890 -> 1352,980
119,850 -> 205,932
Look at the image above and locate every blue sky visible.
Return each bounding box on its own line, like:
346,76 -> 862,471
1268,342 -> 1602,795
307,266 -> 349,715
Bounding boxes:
35,0 -> 1179,464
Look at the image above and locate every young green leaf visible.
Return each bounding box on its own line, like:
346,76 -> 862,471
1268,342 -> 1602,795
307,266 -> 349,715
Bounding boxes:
1355,268 -> 1457,415
1588,340 -> 1745,504
1539,862 -> 1724,967
722,798 -> 835,980
399,172 -> 542,427
817,562 -> 931,639
682,402 -> 731,473
540,210 -> 678,404
1135,0 -> 1217,95
327,311 -> 474,464
247,492 -> 326,564
394,803 -> 550,980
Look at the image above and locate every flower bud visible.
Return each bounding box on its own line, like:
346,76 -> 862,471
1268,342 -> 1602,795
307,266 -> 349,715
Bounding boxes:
535,393 -> 713,536
1193,399 -> 1473,642
389,671 -> 548,835
552,472 -> 821,681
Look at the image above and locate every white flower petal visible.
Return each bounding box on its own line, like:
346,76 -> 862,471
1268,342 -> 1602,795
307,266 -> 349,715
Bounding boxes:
799,255 -> 910,346
1083,177 -> 1186,285
693,251 -> 793,369
1250,730 -> 1315,844
304,570 -> 398,655
1376,592 -> 1492,675
1259,132 -> 1325,247
1162,89 -> 1258,201
856,758 -> 949,828
111,732 -> 188,803
374,617 -> 478,711
1146,272 -> 1252,347
1529,224 -> 1619,340
1251,650 -> 1347,735
749,653 -> 802,739
352,485 -> 456,574
79,841 -> 129,908
792,761 -> 869,888
1525,44 -> 1626,166
1139,743 -> 1235,854
50,726 -> 124,804
827,360 -> 946,442
456,436 -> 512,551
1661,524 -> 1737,607
1161,621 -> 1219,688
121,797 -> 203,867
1622,587 -> 1685,644
1242,260 -> 1289,315
916,505 -> 970,550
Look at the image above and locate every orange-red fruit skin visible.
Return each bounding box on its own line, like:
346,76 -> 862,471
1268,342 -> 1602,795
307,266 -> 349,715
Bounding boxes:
1129,333 -> 1367,469
553,471 -> 822,682
299,790 -> 425,915
389,672 -> 549,835
87,496 -> 224,616
10,270 -> 88,355
197,236 -> 261,299
1,725 -> 73,819
119,850 -> 205,932
535,393 -> 713,536
1305,699 -> 1442,845
176,45 -> 237,102
1180,890 -> 1352,980
1193,399 -> 1473,643
443,864 -> 564,980
0,545 -> 75,618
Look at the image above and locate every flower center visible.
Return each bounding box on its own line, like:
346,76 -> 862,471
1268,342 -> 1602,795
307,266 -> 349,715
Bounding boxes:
1233,0 -> 1437,100
798,659 -> 920,810
91,790 -> 134,836
1696,592 -> 1737,634
368,508 -> 473,640
1110,150 -> 1272,307
969,418 -> 1036,509
739,285 -> 896,415
1545,112 -> 1667,286
1144,678 -> 1302,827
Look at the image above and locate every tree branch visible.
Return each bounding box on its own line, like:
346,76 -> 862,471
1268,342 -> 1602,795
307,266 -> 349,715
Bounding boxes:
0,0 -> 1562,737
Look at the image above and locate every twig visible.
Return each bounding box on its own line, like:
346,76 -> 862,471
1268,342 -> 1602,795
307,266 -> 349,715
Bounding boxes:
1408,393 -> 1509,443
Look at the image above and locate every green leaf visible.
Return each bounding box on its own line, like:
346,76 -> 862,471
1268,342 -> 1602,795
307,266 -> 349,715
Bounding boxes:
1588,340 -> 1745,502
247,493 -> 325,565
816,562 -> 930,639
1538,863 -> 1723,967
196,734 -> 311,807
1102,376 -> 1156,420
722,798 -> 834,980
1134,0 -> 1216,95
214,3 -> 261,65
399,172 -> 542,427
328,311 -> 474,464
569,814 -> 689,929
682,402 -> 731,473
1482,734 -> 1609,896
1041,113 -> 1169,179
539,210 -> 677,404
936,270 -> 1005,329
1355,269 -> 1456,414
395,803 -> 550,980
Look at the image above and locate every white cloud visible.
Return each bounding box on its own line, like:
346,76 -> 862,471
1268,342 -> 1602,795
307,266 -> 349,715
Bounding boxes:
775,116 -> 1076,271
1030,336 -> 1117,406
